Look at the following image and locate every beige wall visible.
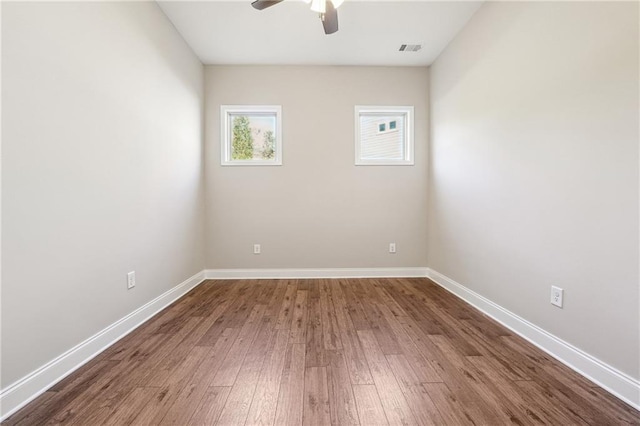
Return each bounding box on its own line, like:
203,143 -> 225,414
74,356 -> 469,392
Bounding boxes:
5,0 -> 636,402
204,66 -> 428,269
429,1 -> 639,378
1,2 -> 205,387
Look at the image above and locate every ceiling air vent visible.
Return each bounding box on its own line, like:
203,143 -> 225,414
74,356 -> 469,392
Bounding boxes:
399,44 -> 422,52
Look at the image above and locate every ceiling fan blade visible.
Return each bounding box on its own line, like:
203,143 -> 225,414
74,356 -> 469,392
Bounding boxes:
322,2 -> 338,34
251,0 -> 284,10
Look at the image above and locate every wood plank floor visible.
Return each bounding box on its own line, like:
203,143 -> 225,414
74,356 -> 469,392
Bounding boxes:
4,278 -> 639,425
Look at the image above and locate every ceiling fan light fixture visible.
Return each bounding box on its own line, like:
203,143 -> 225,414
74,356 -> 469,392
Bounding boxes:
310,0 -> 326,14
252,0 -> 338,34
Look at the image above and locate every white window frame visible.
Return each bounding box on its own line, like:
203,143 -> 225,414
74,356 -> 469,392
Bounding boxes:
355,106 -> 414,166
221,105 -> 282,166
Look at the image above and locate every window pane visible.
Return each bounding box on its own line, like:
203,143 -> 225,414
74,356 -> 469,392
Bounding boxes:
360,114 -> 405,160
389,120 -> 397,130
229,113 -> 277,161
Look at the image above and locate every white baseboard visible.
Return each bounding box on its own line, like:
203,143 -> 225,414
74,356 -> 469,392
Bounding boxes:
204,267 -> 429,280
426,268 -> 640,411
6,268 -> 634,420
0,270 -> 206,422
0,267 -> 425,421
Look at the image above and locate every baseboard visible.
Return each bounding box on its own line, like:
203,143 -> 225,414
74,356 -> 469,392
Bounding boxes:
426,268 -> 640,411
8,267 -> 633,419
0,270 -> 207,422
204,267 -> 429,279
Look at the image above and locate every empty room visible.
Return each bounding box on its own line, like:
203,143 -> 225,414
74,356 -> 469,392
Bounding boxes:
1,0 -> 639,424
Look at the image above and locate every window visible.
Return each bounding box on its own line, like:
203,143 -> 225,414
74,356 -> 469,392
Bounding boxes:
221,105 -> 282,166
355,106 -> 414,165
377,119 -> 398,134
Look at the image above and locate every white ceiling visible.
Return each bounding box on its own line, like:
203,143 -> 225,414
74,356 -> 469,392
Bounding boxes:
157,1 -> 483,66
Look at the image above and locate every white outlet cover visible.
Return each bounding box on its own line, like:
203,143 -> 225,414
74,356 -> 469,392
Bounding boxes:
389,243 -> 396,253
551,285 -> 563,308
253,244 -> 261,254
127,271 -> 136,289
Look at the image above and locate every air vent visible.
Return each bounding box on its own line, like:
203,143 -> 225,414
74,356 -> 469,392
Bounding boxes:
399,44 -> 422,52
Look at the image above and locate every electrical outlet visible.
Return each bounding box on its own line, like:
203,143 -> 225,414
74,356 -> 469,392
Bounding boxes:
551,286 -> 563,308
127,271 -> 136,290
389,243 -> 396,254
253,244 -> 261,255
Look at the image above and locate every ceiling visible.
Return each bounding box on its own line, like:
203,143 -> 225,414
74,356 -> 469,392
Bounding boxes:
157,1 -> 483,66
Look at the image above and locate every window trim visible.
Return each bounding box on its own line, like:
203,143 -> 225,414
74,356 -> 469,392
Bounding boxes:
220,105 -> 283,166
354,105 -> 414,166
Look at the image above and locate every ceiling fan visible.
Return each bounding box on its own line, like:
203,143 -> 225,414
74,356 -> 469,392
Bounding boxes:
251,0 -> 344,35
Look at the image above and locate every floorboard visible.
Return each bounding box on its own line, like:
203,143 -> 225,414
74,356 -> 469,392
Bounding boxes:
4,278 -> 638,425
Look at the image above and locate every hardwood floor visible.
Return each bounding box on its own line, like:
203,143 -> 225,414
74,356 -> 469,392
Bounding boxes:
4,278 -> 639,425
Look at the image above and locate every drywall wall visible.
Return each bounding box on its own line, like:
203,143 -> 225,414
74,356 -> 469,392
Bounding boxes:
429,1 -> 639,378
1,2 -> 205,388
204,66 -> 429,269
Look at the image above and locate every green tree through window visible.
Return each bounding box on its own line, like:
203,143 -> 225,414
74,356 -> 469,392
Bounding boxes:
232,116 -> 254,160
261,130 -> 275,160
